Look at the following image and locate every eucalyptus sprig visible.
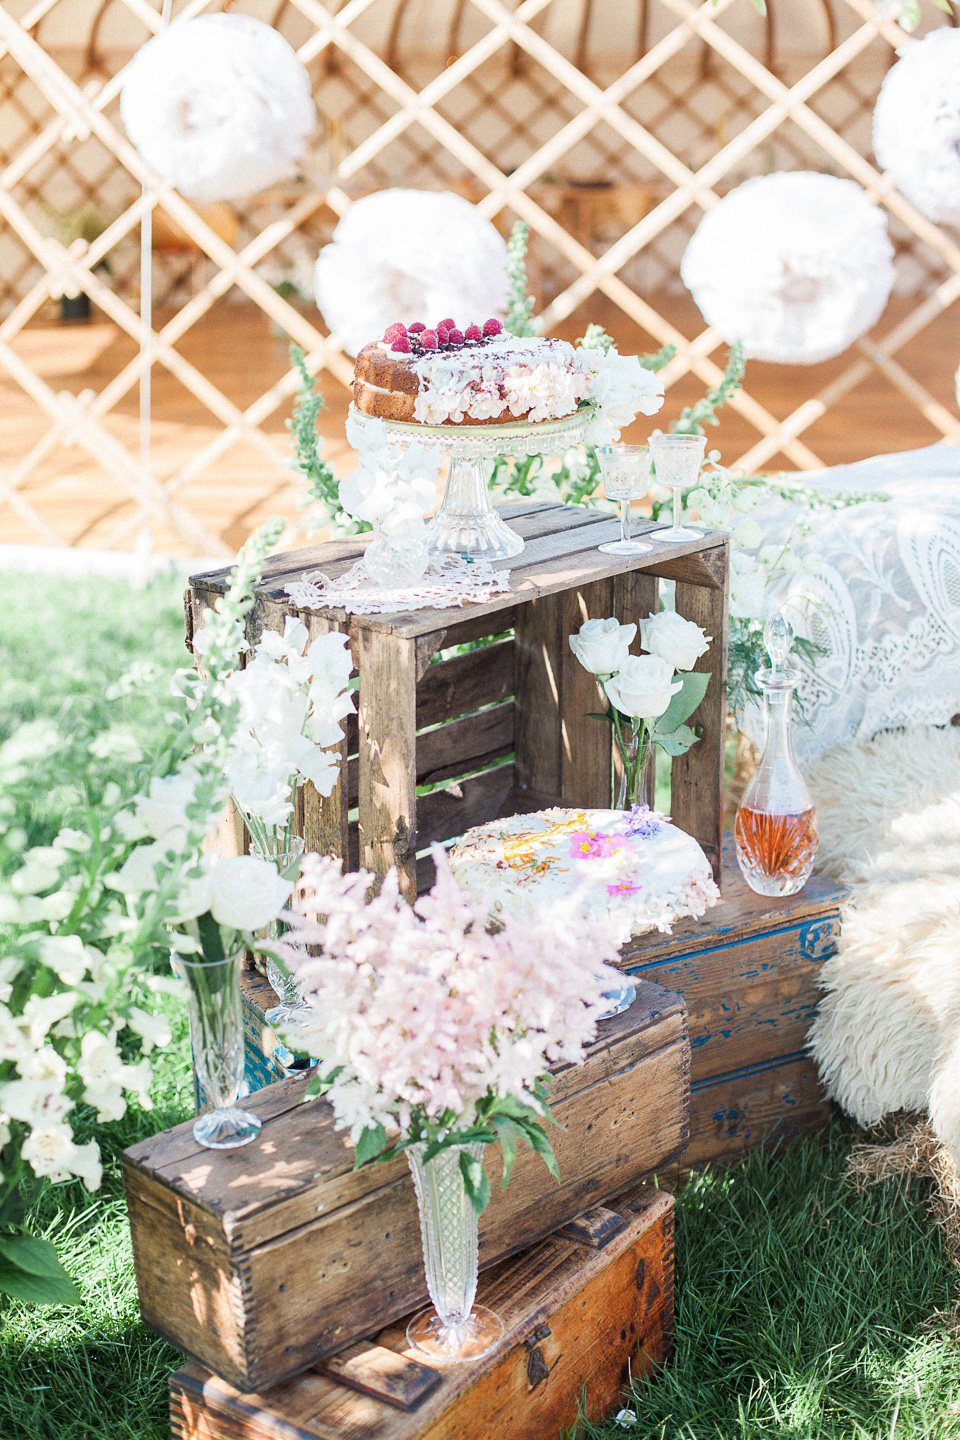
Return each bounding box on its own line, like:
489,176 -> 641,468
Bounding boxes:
288,346 -> 368,534
672,342 -> 746,435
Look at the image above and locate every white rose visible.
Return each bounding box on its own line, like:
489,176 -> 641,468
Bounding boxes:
208,855 -> 294,933
569,617 -> 637,676
638,611 -> 711,672
605,654 -> 682,722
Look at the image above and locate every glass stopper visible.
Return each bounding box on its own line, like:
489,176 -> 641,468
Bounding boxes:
764,610 -> 794,676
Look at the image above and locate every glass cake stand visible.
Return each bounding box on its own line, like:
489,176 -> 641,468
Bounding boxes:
347,405 -> 590,561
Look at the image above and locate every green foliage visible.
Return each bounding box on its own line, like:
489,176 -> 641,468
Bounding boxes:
503,220 -> 537,338
287,347 -> 368,534
672,341 -> 746,435
639,342 -> 676,374
0,1235 -> 79,1306
579,322 -> 614,353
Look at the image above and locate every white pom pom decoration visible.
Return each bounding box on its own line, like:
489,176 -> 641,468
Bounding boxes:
120,15 -> 315,204
873,27 -> 960,227
680,172 -> 895,365
314,189 -> 508,356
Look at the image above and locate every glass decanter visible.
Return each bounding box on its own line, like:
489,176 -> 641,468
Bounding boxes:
735,612 -> 819,897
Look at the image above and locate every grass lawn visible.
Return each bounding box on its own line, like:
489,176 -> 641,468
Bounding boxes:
2,573 -> 958,1440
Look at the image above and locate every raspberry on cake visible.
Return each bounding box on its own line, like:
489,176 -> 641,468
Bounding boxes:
352,318 -> 591,426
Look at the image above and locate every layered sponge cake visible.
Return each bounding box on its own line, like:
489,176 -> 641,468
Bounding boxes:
352,316 -> 590,427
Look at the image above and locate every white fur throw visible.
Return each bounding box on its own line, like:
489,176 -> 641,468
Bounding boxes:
806,725 -> 960,1157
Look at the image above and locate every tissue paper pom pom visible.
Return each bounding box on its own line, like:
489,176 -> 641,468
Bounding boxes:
680,172 -> 895,365
120,14 -> 315,204
874,28 -> 960,227
314,189 -> 507,357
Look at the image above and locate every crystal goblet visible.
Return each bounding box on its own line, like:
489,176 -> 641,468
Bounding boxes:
649,433 -> 706,543
596,445 -> 653,556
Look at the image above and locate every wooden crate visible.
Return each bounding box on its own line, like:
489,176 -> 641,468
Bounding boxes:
620,839 -> 842,1171
169,1185 -> 674,1440
122,979 -> 688,1392
187,501 -> 730,889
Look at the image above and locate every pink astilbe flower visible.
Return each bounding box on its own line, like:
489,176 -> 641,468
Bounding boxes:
270,847 -> 624,1145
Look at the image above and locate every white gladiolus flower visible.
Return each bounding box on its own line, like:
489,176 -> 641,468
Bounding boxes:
638,612 -> 711,672
569,618 -> 637,676
208,855 -> 294,933
605,654 -> 682,722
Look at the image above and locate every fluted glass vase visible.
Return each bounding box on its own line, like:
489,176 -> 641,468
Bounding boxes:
405,1142 -> 504,1363
180,952 -> 261,1149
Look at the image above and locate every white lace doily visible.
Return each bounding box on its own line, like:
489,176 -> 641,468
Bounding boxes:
748,442 -> 960,766
285,553 -> 511,615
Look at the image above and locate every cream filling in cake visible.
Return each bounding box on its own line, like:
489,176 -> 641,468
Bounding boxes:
450,806 -> 720,945
411,336 -> 588,425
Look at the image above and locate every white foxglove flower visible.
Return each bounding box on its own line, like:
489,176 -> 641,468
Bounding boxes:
10,847 -> 63,896
21,1125 -> 102,1190
134,770 -> 198,842
36,935 -> 88,986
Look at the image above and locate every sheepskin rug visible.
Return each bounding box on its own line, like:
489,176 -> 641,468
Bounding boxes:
805,725 -> 960,1157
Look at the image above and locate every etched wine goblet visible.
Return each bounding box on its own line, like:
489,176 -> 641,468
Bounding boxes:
648,432 -> 706,543
595,445 -> 653,556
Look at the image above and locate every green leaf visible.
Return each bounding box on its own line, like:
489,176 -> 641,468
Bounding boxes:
516,1119 -> 561,1183
0,1242 -> 80,1306
491,1117 -> 520,1191
652,724 -> 698,758
353,1123 -> 388,1169
197,910 -> 225,963
587,711 -> 615,725
459,1150 -> 491,1216
655,671 -> 710,734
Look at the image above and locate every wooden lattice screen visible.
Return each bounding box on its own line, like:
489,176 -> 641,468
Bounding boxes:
0,0 -> 959,555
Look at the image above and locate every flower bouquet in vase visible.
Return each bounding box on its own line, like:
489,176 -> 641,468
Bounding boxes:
269,850 -> 624,1364
220,616 -> 354,1025
569,611 -> 712,809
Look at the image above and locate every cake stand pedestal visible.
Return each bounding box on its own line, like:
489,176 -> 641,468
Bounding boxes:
347,406 -> 590,561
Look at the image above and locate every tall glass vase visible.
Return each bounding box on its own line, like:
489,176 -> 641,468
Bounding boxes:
250,837 -> 308,1029
405,1142 -> 504,1363
613,719 -> 652,811
180,952 -> 261,1149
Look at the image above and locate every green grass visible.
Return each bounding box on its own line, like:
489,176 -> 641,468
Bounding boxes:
1,572 -> 958,1439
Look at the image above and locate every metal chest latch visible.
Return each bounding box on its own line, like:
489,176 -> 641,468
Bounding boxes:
525,1323 -> 552,1389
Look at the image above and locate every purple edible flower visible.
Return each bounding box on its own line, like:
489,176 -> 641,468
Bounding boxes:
626,804 -> 662,838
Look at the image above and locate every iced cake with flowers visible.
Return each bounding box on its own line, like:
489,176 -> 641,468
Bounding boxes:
450,805 -> 719,945
353,316 -> 593,427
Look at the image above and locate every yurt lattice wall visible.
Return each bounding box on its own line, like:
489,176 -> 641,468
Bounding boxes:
1,0 -> 959,555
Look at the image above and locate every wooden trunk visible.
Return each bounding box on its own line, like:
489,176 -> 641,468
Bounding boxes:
122,980 -> 688,1392
187,501 -> 729,888
169,1186 -> 673,1440
620,838 -> 842,1170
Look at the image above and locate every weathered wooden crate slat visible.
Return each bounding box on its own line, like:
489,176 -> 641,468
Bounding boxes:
188,502 -> 730,894
169,1185 -> 674,1440
123,980 -> 689,1392
620,839 -> 841,1169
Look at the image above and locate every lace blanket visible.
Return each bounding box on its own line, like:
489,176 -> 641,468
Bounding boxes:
751,442 -> 960,766
285,554 -> 511,615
